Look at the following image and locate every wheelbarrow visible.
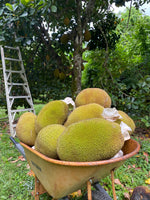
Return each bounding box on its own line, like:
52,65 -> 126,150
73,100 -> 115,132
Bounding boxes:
16,139 -> 140,200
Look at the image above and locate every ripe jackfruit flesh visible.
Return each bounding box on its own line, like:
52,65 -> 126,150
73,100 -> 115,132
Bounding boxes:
57,118 -> 124,162
115,110 -> 135,134
75,88 -> 111,108
64,103 -> 104,126
35,100 -> 68,133
16,112 -> 37,146
35,124 -> 65,159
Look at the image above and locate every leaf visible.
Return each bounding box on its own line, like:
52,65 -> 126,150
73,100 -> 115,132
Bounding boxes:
51,5 -> 57,12
143,152 -> 149,163
20,11 -> 28,17
18,155 -> 25,161
11,155 -> 25,163
8,157 -> 13,161
11,158 -> 19,163
128,164 -> 141,170
0,8 -> 4,16
26,164 -> 30,169
123,192 -> 130,199
12,4 -> 18,11
145,178 -> 150,185
114,179 -> 124,188
27,170 -> 35,176
5,3 -> 13,11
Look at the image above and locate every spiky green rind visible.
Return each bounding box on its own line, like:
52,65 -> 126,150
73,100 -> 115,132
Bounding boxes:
64,103 -> 104,126
35,124 -> 65,159
35,100 -> 68,133
16,112 -> 37,146
57,118 -> 124,162
75,88 -> 111,108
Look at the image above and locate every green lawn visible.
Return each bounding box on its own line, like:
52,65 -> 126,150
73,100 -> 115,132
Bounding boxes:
0,104 -> 45,119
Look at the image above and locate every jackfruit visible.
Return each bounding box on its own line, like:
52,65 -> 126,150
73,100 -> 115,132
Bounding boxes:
59,72 -> 65,80
35,124 -> 65,159
60,34 -> 69,44
54,68 -> 59,78
35,100 -> 69,133
115,110 -> 135,134
57,118 -> 124,162
84,30 -> 91,41
16,112 -> 37,146
75,88 -> 111,108
63,17 -> 70,26
64,103 -> 104,126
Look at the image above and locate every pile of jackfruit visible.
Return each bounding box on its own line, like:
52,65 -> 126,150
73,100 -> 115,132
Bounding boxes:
16,88 -> 135,162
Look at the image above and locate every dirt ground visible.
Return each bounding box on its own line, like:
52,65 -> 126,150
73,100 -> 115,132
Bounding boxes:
133,127 -> 150,139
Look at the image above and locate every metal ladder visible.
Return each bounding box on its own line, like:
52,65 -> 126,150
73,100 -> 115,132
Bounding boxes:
0,45 -> 35,137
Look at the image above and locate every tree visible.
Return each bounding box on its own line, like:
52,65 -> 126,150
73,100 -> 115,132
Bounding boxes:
0,0 -> 128,101
1,0 -> 149,103
82,7 -> 150,127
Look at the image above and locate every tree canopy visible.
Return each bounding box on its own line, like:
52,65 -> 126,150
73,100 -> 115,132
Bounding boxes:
0,0 -> 142,100
0,0 -> 150,113
82,7 -> 150,127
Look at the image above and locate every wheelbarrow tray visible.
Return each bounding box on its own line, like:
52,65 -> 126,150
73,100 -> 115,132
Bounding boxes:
21,139 -> 140,199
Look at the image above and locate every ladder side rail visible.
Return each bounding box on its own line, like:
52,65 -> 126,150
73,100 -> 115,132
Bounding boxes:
4,46 -> 19,50
10,98 -> 14,109
6,71 -> 11,81
26,97 -> 35,108
1,46 -> 15,136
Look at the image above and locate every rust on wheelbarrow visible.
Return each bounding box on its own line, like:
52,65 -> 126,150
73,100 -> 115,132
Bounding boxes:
21,139 -> 140,199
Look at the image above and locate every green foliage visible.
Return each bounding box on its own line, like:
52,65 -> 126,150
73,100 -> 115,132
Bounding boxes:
0,0 -> 130,107
82,8 -> 150,128
88,12 -> 120,50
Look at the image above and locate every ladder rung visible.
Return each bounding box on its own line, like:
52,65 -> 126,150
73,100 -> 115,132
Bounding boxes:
9,96 -> 31,99
5,57 -> 21,62
11,108 -> 34,113
8,83 -> 27,86
4,46 -> 19,50
12,124 -> 17,128
0,68 -> 3,70
5,70 -> 24,73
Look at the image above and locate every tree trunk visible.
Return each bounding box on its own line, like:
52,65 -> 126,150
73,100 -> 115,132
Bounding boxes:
72,0 -> 83,100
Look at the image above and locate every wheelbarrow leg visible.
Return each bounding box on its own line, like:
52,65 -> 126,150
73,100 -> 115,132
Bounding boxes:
111,169 -> 117,200
35,176 -> 47,200
87,180 -> 92,200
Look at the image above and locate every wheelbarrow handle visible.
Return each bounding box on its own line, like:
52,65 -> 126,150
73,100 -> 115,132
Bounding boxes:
10,136 -> 26,159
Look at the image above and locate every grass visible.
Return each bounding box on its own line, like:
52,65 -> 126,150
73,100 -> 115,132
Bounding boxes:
0,104 -> 45,120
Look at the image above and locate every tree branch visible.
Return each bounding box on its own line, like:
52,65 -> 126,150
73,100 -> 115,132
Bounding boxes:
98,25 -> 114,83
127,0 -> 133,29
82,0 -> 96,30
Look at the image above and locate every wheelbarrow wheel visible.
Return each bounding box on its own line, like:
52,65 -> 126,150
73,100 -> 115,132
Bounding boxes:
92,182 -> 113,200
83,189 -> 113,200
84,182 -> 113,200
91,190 -> 112,200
